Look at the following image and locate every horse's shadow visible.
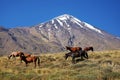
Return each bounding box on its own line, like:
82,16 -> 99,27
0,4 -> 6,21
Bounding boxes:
75,58 -> 85,63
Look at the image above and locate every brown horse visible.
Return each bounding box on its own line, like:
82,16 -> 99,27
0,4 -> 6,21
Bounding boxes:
84,46 -> 94,52
19,53 -> 40,68
82,46 -> 94,59
66,46 -> 82,52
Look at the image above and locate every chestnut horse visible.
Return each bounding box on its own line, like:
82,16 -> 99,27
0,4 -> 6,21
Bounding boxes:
19,53 -> 40,68
65,46 -> 82,52
84,46 -> 94,52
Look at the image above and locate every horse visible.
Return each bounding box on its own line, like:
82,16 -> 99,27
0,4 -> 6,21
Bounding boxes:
8,51 -> 23,59
65,46 -> 82,52
64,50 -> 88,63
8,51 -> 31,62
19,53 -> 40,68
84,46 -> 94,52
82,46 -> 94,59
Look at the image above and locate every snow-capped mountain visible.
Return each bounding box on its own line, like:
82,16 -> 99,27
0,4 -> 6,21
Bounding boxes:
0,14 -> 120,54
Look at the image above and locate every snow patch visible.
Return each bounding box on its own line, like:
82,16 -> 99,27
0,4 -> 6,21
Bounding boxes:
71,19 -> 83,28
56,19 -> 63,26
57,14 -> 70,21
52,20 -> 54,24
54,24 -> 58,29
39,25 -> 43,28
84,22 -> 103,34
73,17 -> 81,23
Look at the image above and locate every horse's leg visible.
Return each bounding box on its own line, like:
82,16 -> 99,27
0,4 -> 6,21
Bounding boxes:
34,61 -> 36,68
37,57 -> 40,67
22,59 -> 28,67
8,55 -> 12,59
71,53 -> 76,64
72,57 -> 76,64
84,52 -> 88,59
78,50 -> 83,60
20,58 -> 22,63
80,51 -> 84,60
12,55 -> 16,60
25,62 -> 28,67
64,53 -> 69,60
33,58 -> 37,68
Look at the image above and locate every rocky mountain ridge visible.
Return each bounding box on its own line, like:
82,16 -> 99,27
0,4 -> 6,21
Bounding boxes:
0,14 -> 120,54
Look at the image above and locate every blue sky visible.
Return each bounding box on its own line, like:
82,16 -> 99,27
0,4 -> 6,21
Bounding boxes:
0,0 -> 120,37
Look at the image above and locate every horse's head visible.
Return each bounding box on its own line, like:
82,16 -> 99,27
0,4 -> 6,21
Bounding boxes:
18,52 -> 24,56
65,46 -> 69,49
79,47 -> 82,51
90,47 -> 94,51
19,53 -> 27,61
8,55 -> 11,59
19,52 -> 25,58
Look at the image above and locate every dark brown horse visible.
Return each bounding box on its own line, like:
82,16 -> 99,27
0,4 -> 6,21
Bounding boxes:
84,46 -> 94,52
19,53 -> 40,68
64,50 -> 88,63
65,46 -> 82,52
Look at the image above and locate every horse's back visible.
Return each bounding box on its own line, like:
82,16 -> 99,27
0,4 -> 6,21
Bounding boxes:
11,52 -> 19,56
26,55 -> 38,62
24,53 -> 31,57
70,47 -> 81,52
66,46 -> 82,52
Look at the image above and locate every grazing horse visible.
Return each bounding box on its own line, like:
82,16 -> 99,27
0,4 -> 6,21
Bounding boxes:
8,51 -> 23,59
8,51 -> 31,62
64,50 -> 88,63
19,53 -> 40,68
84,46 -> 94,52
65,46 -> 82,52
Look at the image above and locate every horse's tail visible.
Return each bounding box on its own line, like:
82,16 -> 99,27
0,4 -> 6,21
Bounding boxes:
37,57 -> 40,67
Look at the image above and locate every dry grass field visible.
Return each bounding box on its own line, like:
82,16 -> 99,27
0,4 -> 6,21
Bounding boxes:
0,50 -> 120,80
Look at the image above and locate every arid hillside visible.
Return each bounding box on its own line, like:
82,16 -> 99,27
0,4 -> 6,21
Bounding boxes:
0,50 -> 120,80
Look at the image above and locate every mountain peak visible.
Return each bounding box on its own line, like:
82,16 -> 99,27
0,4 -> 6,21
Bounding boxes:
1,14 -> 120,54
55,14 -> 73,20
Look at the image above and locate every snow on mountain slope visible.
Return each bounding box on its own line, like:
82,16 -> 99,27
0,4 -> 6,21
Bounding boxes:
39,14 -> 103,35
36,14 -> 120,50
0,14 -> 120,54
83,22 -> 103,34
